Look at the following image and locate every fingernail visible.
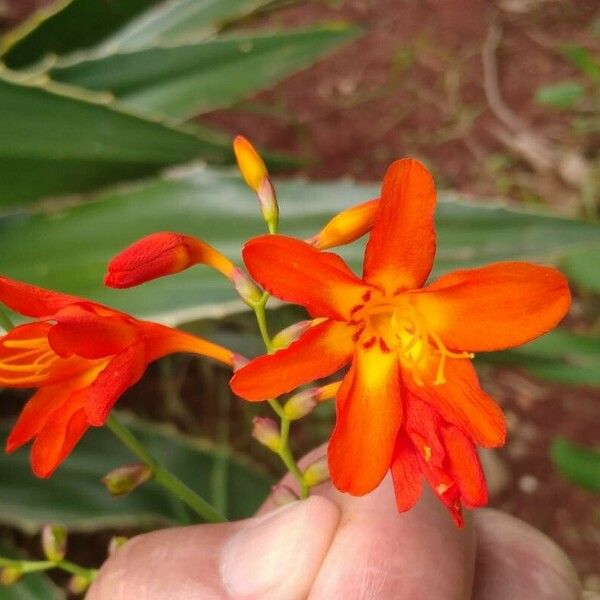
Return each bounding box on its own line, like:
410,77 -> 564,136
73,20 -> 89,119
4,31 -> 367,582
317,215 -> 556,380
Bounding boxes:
220,496 -> 339,598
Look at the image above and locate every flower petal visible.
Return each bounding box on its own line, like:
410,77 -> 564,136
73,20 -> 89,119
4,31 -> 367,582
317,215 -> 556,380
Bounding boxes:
243,235 -> 371,320
441,425 -> 487,508
231,319 -> 353,401
0,276 -> 81,318
30,393 -> 88,478
363,159 -> 436,292
84,345 -> 147,426
48,304 -> 139,359
391,432 -> 423,512
328,345 -> 402,495
407,359 -> 506,448
411,262 -> 571,352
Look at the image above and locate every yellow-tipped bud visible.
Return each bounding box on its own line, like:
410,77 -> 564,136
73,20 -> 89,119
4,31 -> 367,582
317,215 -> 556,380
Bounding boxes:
272,320 -> 312,349
303,457 -> 329,487
233,135 -> 279,233
283,389 -> 318,420
68,574 -> 91,595
231,267 -> 263,306
315,381 -> 342,402
271,484 -> 299,507
41,523 -> 67,562
234,135 -> 269,192
252,417 -> 281,453
108,536 -> 129,556
0,566 -> 22,586
102,463 -> 153,497
309,198 -> 379,250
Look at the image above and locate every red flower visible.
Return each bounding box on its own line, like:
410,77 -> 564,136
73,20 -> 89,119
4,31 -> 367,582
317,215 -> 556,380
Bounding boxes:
0,276 -> 233,477
230,159 -> 571,524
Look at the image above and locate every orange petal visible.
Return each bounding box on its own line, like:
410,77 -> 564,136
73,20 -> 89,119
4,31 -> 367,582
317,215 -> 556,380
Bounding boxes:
391,432 -> 423,512
310,198 -> 379,250
30,392 -> 89,478
231,319 -> 353,401
411,262 -> 571,352
0,276 -> 81,319
49,304 -> 139,359
363,159 -> 436,292
407,359 -> 506,448
243,235 -> 372,320
441,425 -> 487,508
105,232 -> 235,288
328,344 -> 402,495
84,345 -> 147,426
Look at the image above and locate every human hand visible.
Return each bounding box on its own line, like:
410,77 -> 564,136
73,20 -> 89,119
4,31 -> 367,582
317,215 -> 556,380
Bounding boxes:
87,447 -> 580,600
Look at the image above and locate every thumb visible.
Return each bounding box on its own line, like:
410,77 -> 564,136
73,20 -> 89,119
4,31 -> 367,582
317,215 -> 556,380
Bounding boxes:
86,495 -> 340,600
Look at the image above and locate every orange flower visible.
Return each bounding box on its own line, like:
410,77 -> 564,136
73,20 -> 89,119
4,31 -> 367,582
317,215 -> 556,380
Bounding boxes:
0,276 -> 233,477
230,159 -> 571,524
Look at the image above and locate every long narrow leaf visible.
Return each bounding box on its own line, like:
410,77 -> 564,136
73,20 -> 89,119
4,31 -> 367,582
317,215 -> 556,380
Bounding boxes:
0,72 -> 230,205
51,27 -> 359,121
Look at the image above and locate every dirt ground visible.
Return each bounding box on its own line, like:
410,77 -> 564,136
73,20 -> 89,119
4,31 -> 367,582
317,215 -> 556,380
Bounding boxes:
1,0 -> 599,592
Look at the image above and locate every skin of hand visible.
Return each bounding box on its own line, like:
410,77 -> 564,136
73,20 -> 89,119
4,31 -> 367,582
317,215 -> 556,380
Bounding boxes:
87,446 -> 581,600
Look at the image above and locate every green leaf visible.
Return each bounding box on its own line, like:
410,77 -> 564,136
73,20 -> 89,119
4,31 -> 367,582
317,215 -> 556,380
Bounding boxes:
0,414 -> 272,533
480,330 -> 600,387
0,0 -> 160,68
0,73 -> 230,206
535,81 -> 585,109
97,0 -> 275,52
561,246 -> 600,294
0,543 -> 64,599
0,167 -> 597,325
551,437 -> 600,493
50,27 -> 359,120
562,44 -> 600,81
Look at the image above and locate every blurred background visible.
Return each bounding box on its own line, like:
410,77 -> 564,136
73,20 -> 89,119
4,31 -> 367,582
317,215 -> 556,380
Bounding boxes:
0,0 -> 598,597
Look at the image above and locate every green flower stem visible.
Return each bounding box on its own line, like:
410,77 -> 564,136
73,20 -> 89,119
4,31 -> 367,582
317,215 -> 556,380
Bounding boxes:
106,414 -> 226,524
0,557 -> 97,580
251,299 -> 310,498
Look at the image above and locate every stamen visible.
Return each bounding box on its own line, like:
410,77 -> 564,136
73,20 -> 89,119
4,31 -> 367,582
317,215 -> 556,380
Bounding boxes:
0,338 -> 58,384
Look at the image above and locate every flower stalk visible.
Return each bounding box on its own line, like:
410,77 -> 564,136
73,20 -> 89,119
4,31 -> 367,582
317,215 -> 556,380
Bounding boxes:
106,414 -> 226,523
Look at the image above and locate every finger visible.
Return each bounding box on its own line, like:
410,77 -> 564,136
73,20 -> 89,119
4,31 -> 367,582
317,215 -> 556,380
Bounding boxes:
472,509 -> 581,600
264,444 -> 476,599
308,478 -> 476,599
86,495 -> 340,600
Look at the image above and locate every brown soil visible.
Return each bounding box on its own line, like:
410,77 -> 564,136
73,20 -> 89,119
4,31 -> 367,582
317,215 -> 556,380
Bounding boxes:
1,0 -> 599,593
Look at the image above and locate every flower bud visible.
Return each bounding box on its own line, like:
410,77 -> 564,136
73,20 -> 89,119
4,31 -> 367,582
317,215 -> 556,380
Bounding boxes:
41,523 -> 67,562
0,566 -> 22,586
283,389 -> 318,420
108,536 -> 128,556
303,457 -> 329,487
272,320 -> 312,349
68,574 -> 91,595
309,198 -> 379,250
105,232 -> 235,288
315,381 -> 341,402
257,177 -> 279,234
233,135 -> 279,233
233,135 -> 268,192
231,267 -> 263,306
270,484 -> 299,507
252,417 -> 281,453
102,463 -> 153,497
